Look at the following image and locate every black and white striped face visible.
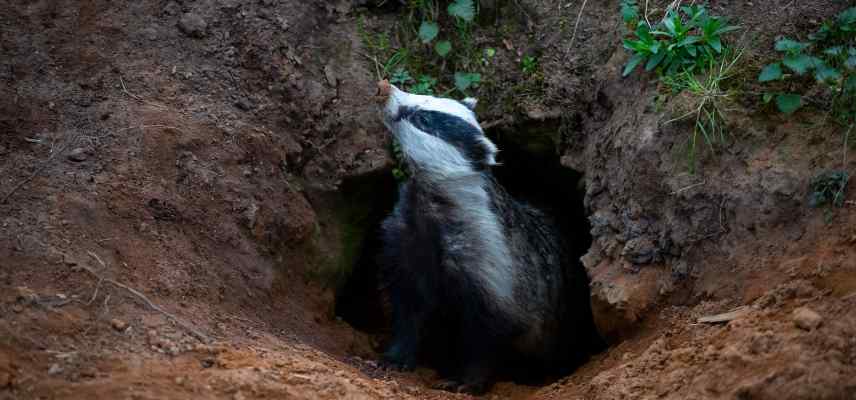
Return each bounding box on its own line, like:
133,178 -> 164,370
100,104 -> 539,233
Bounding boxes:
381,84 -> 498,178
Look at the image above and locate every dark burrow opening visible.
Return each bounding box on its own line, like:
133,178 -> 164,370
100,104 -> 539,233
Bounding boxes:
334,123 -> 602,384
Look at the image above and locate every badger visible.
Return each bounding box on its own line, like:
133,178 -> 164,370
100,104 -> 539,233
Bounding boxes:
375,80 -> 601,393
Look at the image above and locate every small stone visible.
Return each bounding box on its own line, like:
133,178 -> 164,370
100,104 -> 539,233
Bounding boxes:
48,363 -> 63,376
235,98 -> 253,111
15,286 -> 38,303
11,305 -> 23,313
178,12 -> 207,38
793,307 -> 822,330
67,148 -> 88,162
174,376 -> 185,385
233,392 -> 246,400
111,318 -> 128,332
324,64 -> 337,87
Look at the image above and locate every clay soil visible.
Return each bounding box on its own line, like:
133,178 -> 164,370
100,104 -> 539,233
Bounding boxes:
1,1 -> 855,399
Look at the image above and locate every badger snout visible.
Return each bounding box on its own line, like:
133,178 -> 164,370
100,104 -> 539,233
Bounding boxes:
377,79 -> 392,100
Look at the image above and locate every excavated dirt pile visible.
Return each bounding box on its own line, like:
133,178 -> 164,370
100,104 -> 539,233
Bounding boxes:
1,1 -> 855,399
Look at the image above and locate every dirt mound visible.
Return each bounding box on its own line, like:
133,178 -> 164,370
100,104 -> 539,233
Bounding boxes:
2,0 -> 855,399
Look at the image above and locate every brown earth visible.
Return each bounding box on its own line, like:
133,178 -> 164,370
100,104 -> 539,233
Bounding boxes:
1,1 -> 855,399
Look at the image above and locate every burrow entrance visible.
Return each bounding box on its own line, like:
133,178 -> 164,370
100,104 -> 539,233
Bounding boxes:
334,122 -> 601,381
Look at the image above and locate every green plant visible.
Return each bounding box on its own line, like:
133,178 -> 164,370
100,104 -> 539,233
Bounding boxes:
358,0 -> 485,97
411,75 -> 438,95
390,139 -> 409,181
620,0 -> 640,30
454,71 -> 481,92
757,7 -> 856,122
521,55 -> 538,75
663,48 -> 743,173
809,170 -> 849,209
622,5 -> 739,78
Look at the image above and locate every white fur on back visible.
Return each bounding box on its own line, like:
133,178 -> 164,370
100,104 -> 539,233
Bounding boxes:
393,122 -> 518,313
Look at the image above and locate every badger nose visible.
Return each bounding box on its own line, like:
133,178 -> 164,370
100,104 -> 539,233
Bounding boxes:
376,79 -> 392,102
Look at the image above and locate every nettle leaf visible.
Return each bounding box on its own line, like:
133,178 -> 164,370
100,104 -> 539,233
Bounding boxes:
775,38 -> 809,54
418,21 -> 439,43
623,53 -> 646,77
447,0 -> 475,22
454,72 -> 481,92
435,40 -> 452,57
783,53 -> 813,75
813,62 -> 841,83
775,93 -> 802,114
759,63 -> 783,82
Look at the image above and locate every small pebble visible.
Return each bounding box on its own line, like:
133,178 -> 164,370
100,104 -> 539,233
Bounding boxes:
48,364 -> 63,376
793,306 -> 822,330
111,318 -> 128,332
178,12 -> 207,38
67,148 -> 88,162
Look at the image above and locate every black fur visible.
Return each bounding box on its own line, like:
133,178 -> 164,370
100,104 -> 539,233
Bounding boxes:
380,172 -> 602,392
397,107 -> 493,167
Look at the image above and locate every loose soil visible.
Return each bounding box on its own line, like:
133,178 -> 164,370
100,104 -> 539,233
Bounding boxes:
1,1 -> 855,399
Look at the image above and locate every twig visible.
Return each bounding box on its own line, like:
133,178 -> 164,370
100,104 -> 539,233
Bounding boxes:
357,52 -> 383,81
83,251 -> 211,343
117,125 -> 186,135
119,77 -> 167,110
86,278 -> 104,306
670,180 -> 706,195
843,124 -> 853,167
1,136 -> 77,204
567,0 -> 589,52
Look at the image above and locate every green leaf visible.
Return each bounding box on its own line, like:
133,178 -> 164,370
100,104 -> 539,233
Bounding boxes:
447,0 -> 475,22
845,76 -> 856,91
418,21 -> 439,43
435,40 -> 452,57
824,46 -> 844,56
389,68 -> 413,85
709,36 -> 723,53
759,63 -> 783,82
714,24 -> 740,35
813,62 -> 841,83
621,1 -> 639,24
623,53 -> 646,77
645,51 -> 666,71
484,47 -> 496,58
762,93 -> 774,103
775,94 -> 802,114
454,72 -> 481,92
838,7 -> 856,26
783,54 -> 813,75
675,36 -> 703,48
774,38 -> 809,54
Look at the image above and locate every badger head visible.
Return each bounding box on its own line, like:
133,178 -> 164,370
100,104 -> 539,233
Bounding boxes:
377,80 -> 498,180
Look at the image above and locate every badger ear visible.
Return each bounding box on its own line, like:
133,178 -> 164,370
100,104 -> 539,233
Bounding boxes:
478,136 -> 499,166
460,97 -> 478,110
